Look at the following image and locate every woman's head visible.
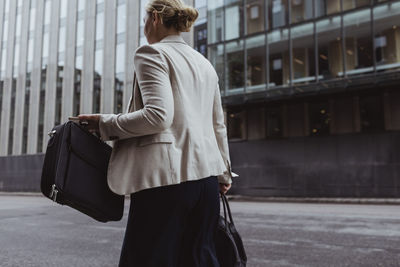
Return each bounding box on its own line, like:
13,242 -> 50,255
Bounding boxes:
144,0 -> 198,43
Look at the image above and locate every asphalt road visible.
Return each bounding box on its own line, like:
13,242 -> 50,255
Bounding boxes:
0,195 -> 399,267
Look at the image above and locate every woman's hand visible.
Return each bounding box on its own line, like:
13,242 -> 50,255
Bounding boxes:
78,114 -> 101,134
219,183 -> 231,194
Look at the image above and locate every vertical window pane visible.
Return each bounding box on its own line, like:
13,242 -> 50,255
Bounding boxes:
374,2 -> 400,71
225,0 -> 243,40
117,4 -> 126,35
343,0 -> 370,12
291,0 -> 313,23
269,0 -> 288,29
44,0 -> 51,25
76,19 -> 84,48
226,40 -> 244,90
268,29 -> 289,86
96,11 -> 104,41
246,35 -> 266,89
60,0 -> 68,18
291,23 -> 316,84
343,9 -> 373,76
326,0 -> 341,15
29,7 -> 36,32
93,49 -> 103,113
42,32 -> 49,67
246,0 -> 265,34
209,44 -> 224,91
115,43 -> 125,114
316,16 -> 342,80
228,109 -> 247,140
207,0 -> 224,43
314,0 -> 326,18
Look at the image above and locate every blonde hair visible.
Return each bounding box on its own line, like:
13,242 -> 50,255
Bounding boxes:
146,0 -> 199,32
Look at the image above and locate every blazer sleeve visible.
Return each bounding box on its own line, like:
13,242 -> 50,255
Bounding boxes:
213,84 -> 237,184
98,45 -> 174,140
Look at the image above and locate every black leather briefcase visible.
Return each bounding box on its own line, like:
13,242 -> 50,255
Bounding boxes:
40,121 -> 124,222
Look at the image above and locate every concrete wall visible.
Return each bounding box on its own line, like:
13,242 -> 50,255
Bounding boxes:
1,131 -> 399,197
228,131 -> 400,198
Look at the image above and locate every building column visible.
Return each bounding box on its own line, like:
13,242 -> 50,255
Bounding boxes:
27,0 -> 44,154
42,0 -> 61,152
123,0 -> 140,111
101,0 -> 116,114
60,0 -> 77,123
0,0 -> 16,155
80,0 -> 96,114
12,0 -> 31,154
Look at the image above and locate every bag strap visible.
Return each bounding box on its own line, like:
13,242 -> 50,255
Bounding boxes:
220,193 -> 235,226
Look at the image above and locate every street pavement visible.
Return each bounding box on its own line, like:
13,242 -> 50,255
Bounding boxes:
0,195 -> 399,267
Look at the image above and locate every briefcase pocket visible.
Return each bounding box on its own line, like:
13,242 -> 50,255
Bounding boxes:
137,133 -> 174,147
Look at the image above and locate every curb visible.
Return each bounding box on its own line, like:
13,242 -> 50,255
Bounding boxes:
227,195 -> 400,205
1,192 -> 399,205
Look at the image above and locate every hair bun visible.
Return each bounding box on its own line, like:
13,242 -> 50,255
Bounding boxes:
176,6 -> 198,32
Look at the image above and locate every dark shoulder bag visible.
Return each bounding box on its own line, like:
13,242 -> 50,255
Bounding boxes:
215,193 -> 247,267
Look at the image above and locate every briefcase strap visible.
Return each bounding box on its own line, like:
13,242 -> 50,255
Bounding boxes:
220,193 -> 235,227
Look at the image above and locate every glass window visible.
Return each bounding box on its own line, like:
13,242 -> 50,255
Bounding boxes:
246,0 -> 265,35
44,0 -> 51,25
269,0 -> 288,29
343,0 -> 370,12
226,40 -> 244,90
5,0 -> 10,14
58,26 -> 66,53
208,44 -> 224,91
42,32 -> 49,68
115,43 -> 125,114
291,23 -> 316,84
93,49 -> 103,113
314,0 -> 326,18
96,10 -> 104,41
207,0 -> 224,43
78,0 -> 85,12
343,9 -> 373,76
60,0 -> 68,18
16,13 -> 22,37
291,0 -> 313,23
268,29 -> 289,87
326,0 -> 341,15
316,16 -> 342,80
373,2 -> 400,71
117,4 -> 126,35
3,20 -> 8,42
29,5 -> 36,32
225,0 -> 243,40
266,107 -> 283,138
246,34 -> 266,90
76,19 -> 84,48
309,101 -> 330,136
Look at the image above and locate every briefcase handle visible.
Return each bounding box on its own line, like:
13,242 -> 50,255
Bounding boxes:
220,193 -> 235,227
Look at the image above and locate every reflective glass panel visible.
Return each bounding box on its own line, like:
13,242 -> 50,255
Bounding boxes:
291,0 -> 313,23
268,29 -> 289,86
268,0 -> 288,29
225,1 -> 243,40
291,23 -> 316,84
208,44 -> 224,91
246,0 -> 265,35
226,40 -> 244,90
207,0 -> 224,43
246,34 -> 266,89
316,16 -> 342,79
373,2 -> 400,71
343,0 -> 370,11
343,9 -> 373,76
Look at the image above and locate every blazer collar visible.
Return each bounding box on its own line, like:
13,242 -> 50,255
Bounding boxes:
159,35 -> 186,44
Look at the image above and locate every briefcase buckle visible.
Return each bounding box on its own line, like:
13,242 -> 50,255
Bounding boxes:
48,130 -> 57,137
49,184 -> 58,202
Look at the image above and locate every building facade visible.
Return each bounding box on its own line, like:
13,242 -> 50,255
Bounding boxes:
207,0 -> 400,197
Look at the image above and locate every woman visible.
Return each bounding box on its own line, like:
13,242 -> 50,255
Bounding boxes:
78,0 -> 236,266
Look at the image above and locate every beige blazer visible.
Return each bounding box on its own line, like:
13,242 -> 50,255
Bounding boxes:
99,35 -> 236,195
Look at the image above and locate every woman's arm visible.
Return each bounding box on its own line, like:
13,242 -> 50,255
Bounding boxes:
97,45 -> 174,141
